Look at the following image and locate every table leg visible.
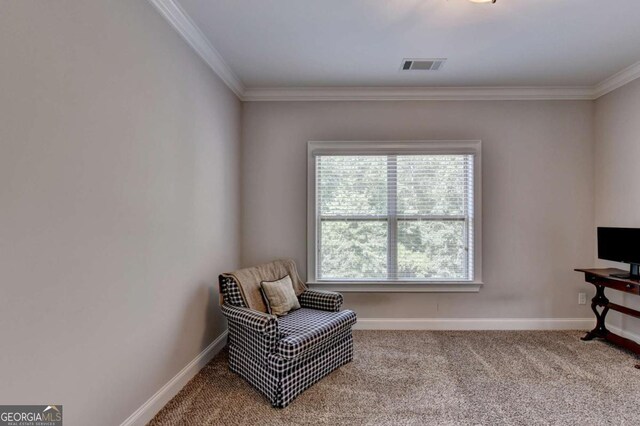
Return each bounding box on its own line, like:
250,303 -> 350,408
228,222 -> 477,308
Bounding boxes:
581,284 -> 610,341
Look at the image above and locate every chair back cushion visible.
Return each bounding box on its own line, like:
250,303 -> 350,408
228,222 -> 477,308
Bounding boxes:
221,259 -> 307,313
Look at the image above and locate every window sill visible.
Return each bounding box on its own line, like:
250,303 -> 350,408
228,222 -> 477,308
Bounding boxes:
307,281 -> 483,293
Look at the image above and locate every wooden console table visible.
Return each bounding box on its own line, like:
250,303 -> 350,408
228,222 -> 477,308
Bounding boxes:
575,268 -> 640,364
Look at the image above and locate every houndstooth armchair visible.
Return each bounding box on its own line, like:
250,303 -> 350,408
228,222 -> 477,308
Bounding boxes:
218,260 -> 357,408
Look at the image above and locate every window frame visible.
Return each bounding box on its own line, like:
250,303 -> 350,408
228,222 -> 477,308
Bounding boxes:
307,140 -> 483,293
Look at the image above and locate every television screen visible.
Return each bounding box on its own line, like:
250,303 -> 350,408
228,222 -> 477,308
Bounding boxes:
597,227 -> 640,265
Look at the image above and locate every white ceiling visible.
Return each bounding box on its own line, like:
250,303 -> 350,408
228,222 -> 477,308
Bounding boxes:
175,0 -> 640,89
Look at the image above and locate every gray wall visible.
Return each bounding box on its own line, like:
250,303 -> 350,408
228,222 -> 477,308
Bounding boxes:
242,100 -> 595,319
0,1 -> 241,425
6,0 -> 635,422
594,78 -> 640,336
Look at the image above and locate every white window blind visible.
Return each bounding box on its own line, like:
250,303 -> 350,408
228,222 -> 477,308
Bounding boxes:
314,153 -> 475,282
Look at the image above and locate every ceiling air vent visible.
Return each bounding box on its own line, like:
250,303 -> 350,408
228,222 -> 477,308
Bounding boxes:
401,58 -> 446,71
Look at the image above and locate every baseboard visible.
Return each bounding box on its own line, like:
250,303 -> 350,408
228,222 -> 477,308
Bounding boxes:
353,318 -> 595,330
120,330 -> 228,426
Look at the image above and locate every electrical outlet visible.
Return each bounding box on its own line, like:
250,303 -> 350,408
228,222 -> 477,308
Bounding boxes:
578,292 -> 587,305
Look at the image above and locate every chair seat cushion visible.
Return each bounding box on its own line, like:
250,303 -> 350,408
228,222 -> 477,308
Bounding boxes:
275,308 -> 357,360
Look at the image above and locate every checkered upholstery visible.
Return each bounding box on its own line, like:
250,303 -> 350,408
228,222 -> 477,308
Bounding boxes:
276,333 -> 353,406
298,289 -> 343,311
220,278 -> 356,408
276,308 -> 356,359
221,304 -> 278,335
219,275 -> 247,307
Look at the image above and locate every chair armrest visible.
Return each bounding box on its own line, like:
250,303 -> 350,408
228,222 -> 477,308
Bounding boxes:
221,304 -> 279,336
298,289 -> 343,312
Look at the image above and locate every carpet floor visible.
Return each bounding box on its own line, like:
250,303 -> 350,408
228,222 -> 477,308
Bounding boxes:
149,330 -> 640,425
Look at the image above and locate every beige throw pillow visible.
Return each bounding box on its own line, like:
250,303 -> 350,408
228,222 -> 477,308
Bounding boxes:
260,275 -> 300,316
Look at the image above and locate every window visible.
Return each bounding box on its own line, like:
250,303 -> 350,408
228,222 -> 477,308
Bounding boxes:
307,141 -> 482,292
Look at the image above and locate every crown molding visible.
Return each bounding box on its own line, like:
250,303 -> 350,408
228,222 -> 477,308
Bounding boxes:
242,86 -> 595,101
150,0 -> 640,102
147,0 -> 244,97
593,60 -> 640,99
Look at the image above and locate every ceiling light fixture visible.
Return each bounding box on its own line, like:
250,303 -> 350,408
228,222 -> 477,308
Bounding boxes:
469,0 -> 496,4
